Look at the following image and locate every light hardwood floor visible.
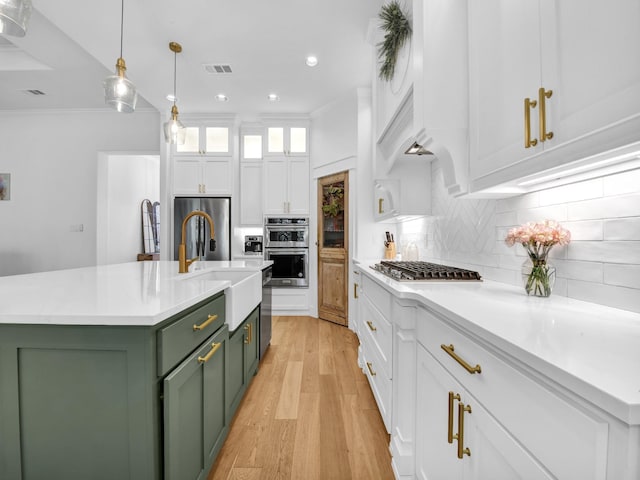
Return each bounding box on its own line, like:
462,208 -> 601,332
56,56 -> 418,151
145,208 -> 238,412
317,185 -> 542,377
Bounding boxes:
207,316 -> 395,480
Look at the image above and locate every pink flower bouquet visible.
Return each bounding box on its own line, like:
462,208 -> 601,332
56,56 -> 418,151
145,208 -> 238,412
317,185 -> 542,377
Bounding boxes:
505,220 -> 571,296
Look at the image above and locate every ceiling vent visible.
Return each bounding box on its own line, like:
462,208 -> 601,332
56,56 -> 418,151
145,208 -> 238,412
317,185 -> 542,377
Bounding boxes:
21,89 -> 46,95
203,64 -> 233,74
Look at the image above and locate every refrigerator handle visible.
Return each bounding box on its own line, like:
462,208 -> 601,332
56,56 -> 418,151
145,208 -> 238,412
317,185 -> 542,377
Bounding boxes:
200,217 -> 205,257
196,216 -> 201,258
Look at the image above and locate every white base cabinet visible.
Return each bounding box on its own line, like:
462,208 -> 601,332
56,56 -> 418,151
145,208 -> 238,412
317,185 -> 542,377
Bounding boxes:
355,266 -> 640,480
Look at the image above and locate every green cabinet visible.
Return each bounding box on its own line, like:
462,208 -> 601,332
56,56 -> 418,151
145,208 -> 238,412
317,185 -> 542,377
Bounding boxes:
226,306 -> 260,420
0,292 -> 229,480
163,325 -> 229,480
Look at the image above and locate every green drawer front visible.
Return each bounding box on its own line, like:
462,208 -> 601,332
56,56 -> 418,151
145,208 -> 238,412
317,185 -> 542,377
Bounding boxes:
157,294 -> 225,376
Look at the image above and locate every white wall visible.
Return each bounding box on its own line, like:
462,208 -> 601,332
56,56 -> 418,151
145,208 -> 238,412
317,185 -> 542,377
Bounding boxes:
102,155 -> 160,265
0,109 -> 160,276
396,161 -> 640,314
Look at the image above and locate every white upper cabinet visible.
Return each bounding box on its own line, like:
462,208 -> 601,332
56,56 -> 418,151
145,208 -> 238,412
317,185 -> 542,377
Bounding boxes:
469,0 -> 640,193
172,117 -> 235,195
264,156 -> 309,215
176,125 -> 231,156
265,125 -> 308,156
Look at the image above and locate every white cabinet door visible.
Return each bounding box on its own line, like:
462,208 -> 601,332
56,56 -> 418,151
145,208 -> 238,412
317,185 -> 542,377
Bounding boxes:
469,0 -> 640,191
240,163 -> 263,225
173,158 -> 203,195
264,157 -> 288,214
202,158 -> 232,195
540,0 -> 640,147
263,156 -> 309,215
174,157 -> 232,195
415,345 -> 463,480
287,157 -> 309,215
416,345 -> 552,480
468,0 -> 542,182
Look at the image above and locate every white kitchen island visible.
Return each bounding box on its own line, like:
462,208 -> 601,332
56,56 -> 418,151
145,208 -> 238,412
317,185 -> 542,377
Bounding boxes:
0,260 -> 271,480
354,259 -> 640,480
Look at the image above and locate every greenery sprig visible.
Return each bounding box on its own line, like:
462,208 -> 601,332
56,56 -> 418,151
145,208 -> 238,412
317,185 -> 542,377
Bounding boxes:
377,0 -> 412,82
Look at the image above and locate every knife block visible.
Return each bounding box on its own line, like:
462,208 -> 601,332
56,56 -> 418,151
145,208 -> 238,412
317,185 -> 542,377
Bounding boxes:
384,242 -> 396,260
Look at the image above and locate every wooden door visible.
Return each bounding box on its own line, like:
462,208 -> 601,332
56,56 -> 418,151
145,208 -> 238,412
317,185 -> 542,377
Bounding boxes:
318,171 -> 348,326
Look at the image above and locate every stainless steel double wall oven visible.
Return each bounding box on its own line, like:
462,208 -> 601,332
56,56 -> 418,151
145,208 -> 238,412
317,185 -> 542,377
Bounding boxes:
264,217 -> 309,287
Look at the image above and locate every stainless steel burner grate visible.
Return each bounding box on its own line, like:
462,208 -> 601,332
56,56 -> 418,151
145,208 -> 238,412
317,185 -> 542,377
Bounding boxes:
371,261 -> 482,281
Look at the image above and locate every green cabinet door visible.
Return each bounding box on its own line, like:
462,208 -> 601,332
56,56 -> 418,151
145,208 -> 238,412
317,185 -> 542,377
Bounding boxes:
226,307 -> 260,421
163,325 -> 228,480
244,307 -> 259,379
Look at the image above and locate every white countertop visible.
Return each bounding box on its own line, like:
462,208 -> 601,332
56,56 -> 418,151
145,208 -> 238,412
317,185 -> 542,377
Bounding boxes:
355,259 -> 640,425
0,260 -> 272,327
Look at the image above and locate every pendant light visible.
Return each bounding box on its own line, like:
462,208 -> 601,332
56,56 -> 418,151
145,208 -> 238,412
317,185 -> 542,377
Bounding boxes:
163,42 -> 186,144
0,0 -> 32,37
103,0 -> 138,113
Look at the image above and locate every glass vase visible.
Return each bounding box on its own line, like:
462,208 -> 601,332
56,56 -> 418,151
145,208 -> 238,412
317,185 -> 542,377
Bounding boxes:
521,256 -> 556,297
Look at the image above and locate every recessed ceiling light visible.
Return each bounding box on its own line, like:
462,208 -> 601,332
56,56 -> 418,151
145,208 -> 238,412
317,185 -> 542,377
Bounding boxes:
166,94 -> 177,102
305,56 -> 318,67
267,93 -> 279,102
215,94 -> 228,102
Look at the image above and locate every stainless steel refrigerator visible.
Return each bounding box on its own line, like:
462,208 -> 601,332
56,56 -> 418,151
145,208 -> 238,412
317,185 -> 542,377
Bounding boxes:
173,197 -> 231,261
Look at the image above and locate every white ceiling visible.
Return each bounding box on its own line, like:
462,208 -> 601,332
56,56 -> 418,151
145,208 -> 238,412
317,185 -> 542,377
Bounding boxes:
0,0 -> 383,117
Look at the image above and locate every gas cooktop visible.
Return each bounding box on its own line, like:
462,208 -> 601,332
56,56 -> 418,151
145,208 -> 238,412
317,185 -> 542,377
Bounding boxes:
371,261 -> 482,282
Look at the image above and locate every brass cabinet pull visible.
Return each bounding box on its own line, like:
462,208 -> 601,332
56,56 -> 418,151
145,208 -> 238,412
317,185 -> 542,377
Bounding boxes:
456,402 -> 472,459
366,320 -> 377,332
244,323 -> 252,344
538,87 -> 554,143
366,362 -> 376,376
441,344 -> 482,374
354,283 -> 359,299
193,314 -> 218,331
524,97 -> 538,148
197,342 -> 221,363
448,391 -> 461,444
378,198 -> 384,214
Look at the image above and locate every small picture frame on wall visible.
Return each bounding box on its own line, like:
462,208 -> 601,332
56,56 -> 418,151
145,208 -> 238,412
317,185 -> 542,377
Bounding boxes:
0,173 -> 10,201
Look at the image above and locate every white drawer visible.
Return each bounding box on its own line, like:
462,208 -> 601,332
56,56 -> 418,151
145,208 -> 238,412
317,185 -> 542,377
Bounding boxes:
358,294 -> 392,379
416,306 -> 609,480
361,274 -> 392,321
360,332 -> 391,433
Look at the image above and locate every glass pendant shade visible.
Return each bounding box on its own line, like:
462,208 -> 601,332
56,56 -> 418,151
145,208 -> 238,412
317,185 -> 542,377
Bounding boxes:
104,58 -> 138,113
164,105 -> 186,144
0,0 -> 32,37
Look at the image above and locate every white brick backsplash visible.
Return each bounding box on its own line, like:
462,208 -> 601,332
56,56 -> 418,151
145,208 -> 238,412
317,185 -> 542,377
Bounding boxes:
552,259 -> 604,283
538,177 -> 603,206
406,161 -> 640,313
603,167 -> 640,196
496,193 -> 539,213
568,194 -> 640,221
562,220 -> 603,241
516,204 -> 568,224
568,241 -> 640,264
604,218 -> 640,240
495,211 -> 518,227
568,280 -> 640,314
604,264 -> 640,289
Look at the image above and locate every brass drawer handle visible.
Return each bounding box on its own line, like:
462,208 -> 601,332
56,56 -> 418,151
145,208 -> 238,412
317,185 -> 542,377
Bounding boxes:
197,342 -> 221,363
354,283 -> 359,299
456,402 -> 472,459
366,362 -> 376,376
441,344 -> 481,374
448,391 -> 461,444
524,97 -> 538,148
244,323 -> 252,344
193,314 -> 218,331
538,87 -> 554,143
366,320 -> 377,332
378,198 -> 384,214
